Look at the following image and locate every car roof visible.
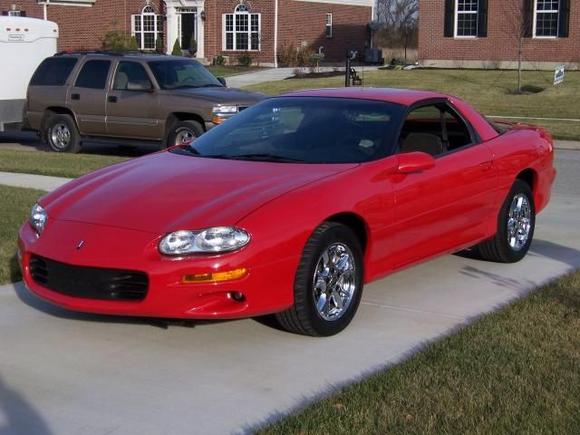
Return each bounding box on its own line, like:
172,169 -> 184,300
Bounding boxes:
53,52 -> 192,62
282,87 -> 449,107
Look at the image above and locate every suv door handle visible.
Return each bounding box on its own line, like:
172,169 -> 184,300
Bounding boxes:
71,93 -> 80,100
108,96 -> 118,103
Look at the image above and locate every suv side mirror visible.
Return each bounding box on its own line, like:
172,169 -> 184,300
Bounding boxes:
397,151 -> 436,174
217,77 -> 227,87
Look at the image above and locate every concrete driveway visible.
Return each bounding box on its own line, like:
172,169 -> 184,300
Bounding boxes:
0,152 -> 579,435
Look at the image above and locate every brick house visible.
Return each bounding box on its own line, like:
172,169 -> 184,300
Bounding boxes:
418,0 -> 579,69
1,0 -> 374,65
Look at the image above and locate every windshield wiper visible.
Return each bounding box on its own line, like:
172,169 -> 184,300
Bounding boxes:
199,83 -> 224,88
206,153 -> 305,163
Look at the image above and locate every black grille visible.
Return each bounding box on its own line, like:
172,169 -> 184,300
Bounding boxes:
29,255 -> 148,301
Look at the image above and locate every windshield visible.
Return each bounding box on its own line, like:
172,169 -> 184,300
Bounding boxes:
148,60 -> 223,90
173,97 -> 405,164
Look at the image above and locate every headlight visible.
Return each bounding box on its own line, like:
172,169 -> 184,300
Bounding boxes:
30,203 -> 47,234
212,105 -> 239,124
159,227 -> 251,255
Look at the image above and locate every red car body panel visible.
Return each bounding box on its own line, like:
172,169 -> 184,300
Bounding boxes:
18,88 -> 557,320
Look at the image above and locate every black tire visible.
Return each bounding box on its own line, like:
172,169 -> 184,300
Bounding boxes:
45,113 -> 81,153
276,222 -> 364,337
476,179 -> 535,263
166,120 -> 204,148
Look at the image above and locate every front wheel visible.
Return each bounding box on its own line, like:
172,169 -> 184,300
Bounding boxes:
166,120 -> 204,147
476,179 -> 535,263
276,222 -> 364,336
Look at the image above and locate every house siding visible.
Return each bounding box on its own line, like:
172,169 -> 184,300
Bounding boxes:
419,0 -> 580,69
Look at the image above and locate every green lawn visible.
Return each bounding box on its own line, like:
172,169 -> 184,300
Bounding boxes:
248,69 -> 580,140
208,65 -> 267,78
0,149 -> 128,178
0,185 -> 44,284
260,270 -> 580,434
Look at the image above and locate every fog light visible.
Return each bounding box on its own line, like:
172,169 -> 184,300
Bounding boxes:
182,268 -> 248,283
228,292 -> 246,302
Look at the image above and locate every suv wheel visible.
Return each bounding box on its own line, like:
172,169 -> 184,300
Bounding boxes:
166,120 -> 204,147
45,114 -> 81,153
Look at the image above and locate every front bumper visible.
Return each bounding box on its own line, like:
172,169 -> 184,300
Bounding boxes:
18,220 -> 297,319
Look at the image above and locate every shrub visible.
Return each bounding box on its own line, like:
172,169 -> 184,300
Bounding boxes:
102,30 -> 129,52
277,43 -> 315,67
190,36 -> 197,56
128,36 -> 139,51
171,38 -> 182,56
238,52 -> 253,67
155,35 -> 164,53
213,54 -> 226,66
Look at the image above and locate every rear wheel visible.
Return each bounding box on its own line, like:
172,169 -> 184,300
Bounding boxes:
476,179 -> 535,263
276,222 -> 364,336
166,120 -> 204,147
45,114 -> 81,153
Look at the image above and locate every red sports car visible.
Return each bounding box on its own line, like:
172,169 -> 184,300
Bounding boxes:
18,88 -> 556,336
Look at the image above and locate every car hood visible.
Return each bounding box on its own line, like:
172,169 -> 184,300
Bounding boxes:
42,152 -> 358,234
171,87 -> 266,105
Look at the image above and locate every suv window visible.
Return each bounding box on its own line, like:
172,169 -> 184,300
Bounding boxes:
113,62 -> 152,91
75,60 -> 111,89
29,57 -> 78,86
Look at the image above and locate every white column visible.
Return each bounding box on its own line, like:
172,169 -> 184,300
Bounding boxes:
197,7 -> 204,59
165,5 -> 178,54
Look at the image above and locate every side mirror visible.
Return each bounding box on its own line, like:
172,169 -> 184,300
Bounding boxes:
397,151 -> 436,174
217,77 -> 227,87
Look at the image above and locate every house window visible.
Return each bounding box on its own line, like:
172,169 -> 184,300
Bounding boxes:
223,4 -> 261,51
534,0 -> 560,37
325,13 -> 333,38
132,5 -> 163,51
455,0 -> 478,37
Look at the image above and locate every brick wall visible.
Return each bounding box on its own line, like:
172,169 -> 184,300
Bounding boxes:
279,0 -> 372,62
0,0 -> 164,51
418,0 -> 580,67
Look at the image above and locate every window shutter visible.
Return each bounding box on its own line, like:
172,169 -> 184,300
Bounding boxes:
523,0 -> 533,38
20,11 -> 26,17
559,0 -> 570,38
1,11 -> 8,16
444,0 -> 455,37
477,0 -> 488,37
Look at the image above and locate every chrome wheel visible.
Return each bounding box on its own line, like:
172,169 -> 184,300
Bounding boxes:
174,128 -> 195,145
312,243 -> 357,321
50,123 -> 71,150
507,193 -> 532,251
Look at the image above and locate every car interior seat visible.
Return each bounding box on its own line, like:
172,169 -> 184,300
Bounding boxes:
114,72 -> 129,90
400,133 -> 444,156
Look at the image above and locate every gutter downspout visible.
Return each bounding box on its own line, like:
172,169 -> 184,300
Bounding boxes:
274,0 -> 279,68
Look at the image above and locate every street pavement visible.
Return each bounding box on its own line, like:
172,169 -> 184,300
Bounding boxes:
0,151 -> 578,435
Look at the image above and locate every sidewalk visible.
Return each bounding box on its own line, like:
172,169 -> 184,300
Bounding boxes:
0,171 -> 71,191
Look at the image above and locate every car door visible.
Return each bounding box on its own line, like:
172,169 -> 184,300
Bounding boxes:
389,102 -> 497,268
67,58 -> 111,135
106,61 -> 162,140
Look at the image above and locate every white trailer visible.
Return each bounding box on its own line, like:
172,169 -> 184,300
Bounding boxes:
0,16 -> 58,131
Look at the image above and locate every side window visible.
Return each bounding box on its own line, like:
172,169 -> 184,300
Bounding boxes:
399,105 -> 445,156
29,57 -> 78,86
113,62 -> 152,91
75,60 -> 111,89
442,108 -> 473,151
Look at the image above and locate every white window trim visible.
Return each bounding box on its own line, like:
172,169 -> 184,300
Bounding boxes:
325,13 -> 333,38
454,0 -> 478,39
7,10 -> 22,16
222,7 -> 261,52
533,0 -> 560,39
131,6 -> 161,51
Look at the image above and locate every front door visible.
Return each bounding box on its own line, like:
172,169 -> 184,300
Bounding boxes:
180,12 -> 197,54
106,61 -> 161,140
388,102 -> 497,267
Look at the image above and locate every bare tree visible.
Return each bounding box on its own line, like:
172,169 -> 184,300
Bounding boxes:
500,1 -> 533,93
375,0 -> 418,60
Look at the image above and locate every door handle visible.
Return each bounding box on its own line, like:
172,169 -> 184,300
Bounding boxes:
479,160 -> 493,170
71,93 -> 80,100
108,95 -> 118,103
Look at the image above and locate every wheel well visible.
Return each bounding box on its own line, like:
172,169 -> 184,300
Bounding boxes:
326,212 -> 368,253
516,169 -> 537,193
42,107 -> 77,137
166,113 -> 206,136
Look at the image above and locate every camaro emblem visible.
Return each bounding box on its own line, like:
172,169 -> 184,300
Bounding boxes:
76,240 -> 85,250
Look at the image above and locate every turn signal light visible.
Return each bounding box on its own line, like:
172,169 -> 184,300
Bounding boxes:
182,268 -> 248,283
211,115 -> 225,125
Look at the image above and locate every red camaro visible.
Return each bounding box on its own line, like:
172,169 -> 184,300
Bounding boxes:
18,88 -> 556,336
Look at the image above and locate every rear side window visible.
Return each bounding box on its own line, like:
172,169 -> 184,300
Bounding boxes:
75,60 -> 111,89
29,57 -> 78,86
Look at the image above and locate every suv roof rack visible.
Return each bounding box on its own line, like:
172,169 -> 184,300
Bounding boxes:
54,50 -> 167,57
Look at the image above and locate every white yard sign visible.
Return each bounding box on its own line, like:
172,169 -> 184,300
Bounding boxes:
554,65 -> 565,86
